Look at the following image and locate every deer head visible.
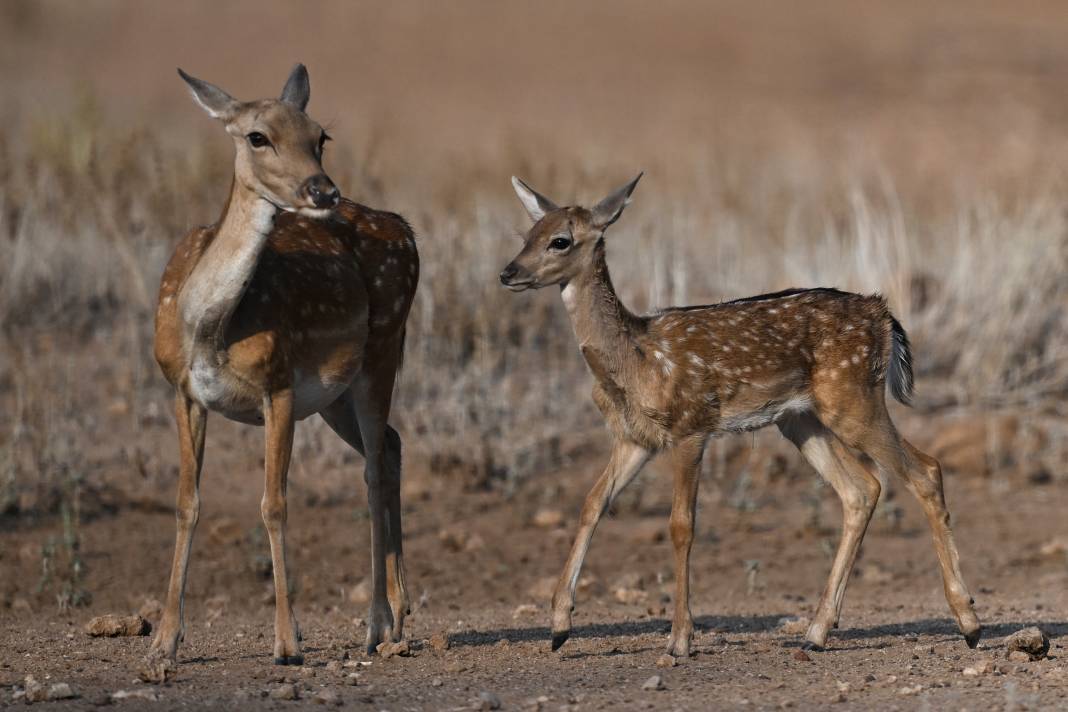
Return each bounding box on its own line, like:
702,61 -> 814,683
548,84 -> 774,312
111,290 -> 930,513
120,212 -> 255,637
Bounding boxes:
178,64 -> 338,217
500,174 -> 643,290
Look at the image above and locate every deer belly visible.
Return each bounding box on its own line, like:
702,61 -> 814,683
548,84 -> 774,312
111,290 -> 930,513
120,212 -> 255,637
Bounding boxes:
292,371 -> 349,420
719,394 -> 813,433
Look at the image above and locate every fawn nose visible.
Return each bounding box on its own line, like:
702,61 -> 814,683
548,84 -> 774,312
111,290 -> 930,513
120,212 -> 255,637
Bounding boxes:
303,174 -> 339,209
499,263 -> 520,285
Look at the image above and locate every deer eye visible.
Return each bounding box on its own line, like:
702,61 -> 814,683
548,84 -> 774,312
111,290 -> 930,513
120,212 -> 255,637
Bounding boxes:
247,132 -> 270,148
549,236 -> 572,251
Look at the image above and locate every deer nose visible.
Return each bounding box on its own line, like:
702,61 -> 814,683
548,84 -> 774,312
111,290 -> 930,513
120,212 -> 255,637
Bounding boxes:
499,263 -> 519,285
304,174 -> 339,209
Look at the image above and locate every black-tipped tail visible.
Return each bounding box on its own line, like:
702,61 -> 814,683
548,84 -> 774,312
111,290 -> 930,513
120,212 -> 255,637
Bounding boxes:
888,316 -> 914,406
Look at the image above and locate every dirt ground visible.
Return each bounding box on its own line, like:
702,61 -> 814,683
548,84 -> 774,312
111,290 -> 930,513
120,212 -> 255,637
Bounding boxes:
1,407 -> 1066,711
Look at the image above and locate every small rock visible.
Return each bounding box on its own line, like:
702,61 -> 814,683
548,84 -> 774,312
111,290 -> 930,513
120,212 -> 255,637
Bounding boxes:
778,617 -> 811,636
642,675 -> 665,691
313,689 -> 341,705
792,649 -> 812,662
85,614 -> 151,638
513,604 -> 539,619
656,654 -> 677,668
428,631 -> 450,652
898,685 -> 922,696
111,689 -> 159,702
48,683 -> 77,700
431,678 -> 443,687
1005,627 -> 1050,660
962,657 -> 995,676
376,640 -> 411,659
532,509 -> 565,529
345,673 -> 360,686
24,676 -> 48,703
478,690 -> 502,710
270,683 -> 299,700
85,690 -> 112,706
1007,650 -> 1033,663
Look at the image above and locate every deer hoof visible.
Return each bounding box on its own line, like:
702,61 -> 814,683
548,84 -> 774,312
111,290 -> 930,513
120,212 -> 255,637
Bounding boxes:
551,631 -> 570,652
273,654 -> 304,666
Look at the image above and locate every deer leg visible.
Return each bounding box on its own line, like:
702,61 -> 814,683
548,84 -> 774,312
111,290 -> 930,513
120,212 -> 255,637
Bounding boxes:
851,418 -> 981,648
349,364 -> 401,654
262,389 -> 301,665
321,393 -> 410,643
779,412 -> 880,651
665,435 -> 705,658
551,439 -> 651,651
147,391 -> 207,664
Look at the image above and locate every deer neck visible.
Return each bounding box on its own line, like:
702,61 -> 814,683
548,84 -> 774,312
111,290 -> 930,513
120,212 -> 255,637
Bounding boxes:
561,243 -> 643,379
178,177 -> 276,365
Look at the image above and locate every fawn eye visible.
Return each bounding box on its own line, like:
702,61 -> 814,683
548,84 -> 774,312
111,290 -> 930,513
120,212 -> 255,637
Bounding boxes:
247,132 -> 270,148
549,236 -> 572,251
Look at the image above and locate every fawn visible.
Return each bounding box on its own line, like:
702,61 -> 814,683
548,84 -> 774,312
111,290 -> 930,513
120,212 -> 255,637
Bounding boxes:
500,173 -> 980,657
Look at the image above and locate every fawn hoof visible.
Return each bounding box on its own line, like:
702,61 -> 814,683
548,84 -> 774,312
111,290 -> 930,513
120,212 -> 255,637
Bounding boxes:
551,631 -> 570,652
801,641 -> 825,652
273,654 -> 304,666
964,627 -> 982,649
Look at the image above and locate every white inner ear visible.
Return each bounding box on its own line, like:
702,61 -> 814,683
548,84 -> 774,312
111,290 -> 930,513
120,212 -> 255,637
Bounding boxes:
188,88 -> 230,120
512,177 -> 547,222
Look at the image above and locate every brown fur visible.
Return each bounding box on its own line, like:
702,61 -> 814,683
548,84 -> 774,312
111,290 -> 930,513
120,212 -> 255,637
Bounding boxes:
502,175 -> 981,657
147,66 -> 416,673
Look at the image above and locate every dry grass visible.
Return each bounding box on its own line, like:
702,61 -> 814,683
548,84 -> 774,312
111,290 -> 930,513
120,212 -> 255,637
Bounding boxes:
2,1 -> 1068,520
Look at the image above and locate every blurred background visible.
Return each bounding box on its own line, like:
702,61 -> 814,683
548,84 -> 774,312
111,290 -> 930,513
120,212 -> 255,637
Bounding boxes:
1,1 -> 1067,617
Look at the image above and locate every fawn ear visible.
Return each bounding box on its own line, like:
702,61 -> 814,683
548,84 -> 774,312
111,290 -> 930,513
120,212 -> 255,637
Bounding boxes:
178,69 -> 239,121
591,172 -> 643,228
279,63 -> 310,111
511,176 -> 559,222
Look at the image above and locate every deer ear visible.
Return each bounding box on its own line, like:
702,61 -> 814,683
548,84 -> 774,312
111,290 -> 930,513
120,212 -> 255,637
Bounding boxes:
591,172 -> 643,228
511,176 -> 559,222
178,69 -> 239,121
280,63 -> 310,111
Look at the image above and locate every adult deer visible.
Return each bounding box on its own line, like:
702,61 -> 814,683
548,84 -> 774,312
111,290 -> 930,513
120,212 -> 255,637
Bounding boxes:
149,65 -> 417,669
500,174 -> 980,657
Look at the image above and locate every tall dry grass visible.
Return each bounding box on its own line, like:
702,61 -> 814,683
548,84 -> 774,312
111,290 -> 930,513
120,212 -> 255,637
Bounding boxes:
1,94 -> 1067,519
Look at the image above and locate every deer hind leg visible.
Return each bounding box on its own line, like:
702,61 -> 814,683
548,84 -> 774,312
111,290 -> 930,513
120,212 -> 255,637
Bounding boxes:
262,389 -> 302,665
320,392 -> 410,645
147,391 -> 207,666
844,407 -> 981,648
551,439 -> 651,652
348,357 -> 403,654
778,411 -> 880,651
665,435 -> 705,658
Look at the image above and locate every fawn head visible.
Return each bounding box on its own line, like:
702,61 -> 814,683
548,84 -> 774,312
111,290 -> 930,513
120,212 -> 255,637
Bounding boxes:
500,174 -> 642,291
178,64 -> 338,217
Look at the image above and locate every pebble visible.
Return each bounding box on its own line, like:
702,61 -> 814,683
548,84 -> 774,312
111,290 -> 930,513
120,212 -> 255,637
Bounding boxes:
642,675 -> 665,691
479,690 -> 502,710
270,683 -> 299,700
792,650 -> 812,662
313,689 -> 341,705
377,640 -> 411,659
85,614 -> 151,638
48,683 -> 77,700
1005,627 -> 1050,660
